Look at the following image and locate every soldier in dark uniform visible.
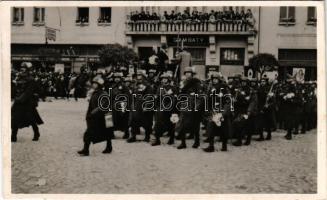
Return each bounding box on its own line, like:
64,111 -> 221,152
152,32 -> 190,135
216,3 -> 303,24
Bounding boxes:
256,78 -> 277,141
111,72 -> 131,139
151,72 -> 179,146
203,72 -> 232,152
232,80 -> 258,146
175,67 -> 204,149
11,62 -> 43,142
282,80 -> 303,140
127,70 -> 154,143
77,76 -> 112,156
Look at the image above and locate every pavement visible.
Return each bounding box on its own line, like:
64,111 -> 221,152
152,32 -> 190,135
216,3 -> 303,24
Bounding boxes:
11,98 -> 317,194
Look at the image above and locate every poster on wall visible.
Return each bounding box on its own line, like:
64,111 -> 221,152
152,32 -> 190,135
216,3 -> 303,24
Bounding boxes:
293,68 -> 305,83
54,64 -> 65,73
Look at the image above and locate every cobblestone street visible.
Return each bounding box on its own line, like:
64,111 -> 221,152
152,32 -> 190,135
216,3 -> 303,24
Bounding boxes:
11,99 -> 317,194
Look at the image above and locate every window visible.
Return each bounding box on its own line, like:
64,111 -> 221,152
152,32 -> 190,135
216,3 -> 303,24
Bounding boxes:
220,48 -> 245,65
307,7 -> 317,24
98,7 -> 111,24
12,7 -> 24,24
76,7 -> 89,24
279,7 -> 295,24
33,7 -> 45,25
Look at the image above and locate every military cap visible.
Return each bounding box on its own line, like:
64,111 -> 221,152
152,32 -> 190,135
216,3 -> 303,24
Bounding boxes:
92,76 -> 105,86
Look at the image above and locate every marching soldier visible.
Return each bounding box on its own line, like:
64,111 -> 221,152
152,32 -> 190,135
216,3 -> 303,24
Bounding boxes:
127,70 -> 154,143
151,72 -> 179,146
256,78 -> 277,141
11,62 -> 43,142
77,76 -> 113,156
175,67 -> 204,149
203,72 -> 232,152
232,79 -> 258,146
111,72 -> 131,139
282,80 -> 303,140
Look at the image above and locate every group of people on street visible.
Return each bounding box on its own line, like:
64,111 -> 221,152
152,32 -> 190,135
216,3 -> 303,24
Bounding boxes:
11,54 -> 317,156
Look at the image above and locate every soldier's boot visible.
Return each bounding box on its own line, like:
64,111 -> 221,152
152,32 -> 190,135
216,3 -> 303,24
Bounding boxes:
221,142 -> 227,151
266,130 -> 272,140
284,129 -> 292,140
127,136 -> 136,143
102,139 -> 112,154
203,139 -> 215,152
32,124 -> 40,141
122,130 -> 129,139
192,132 -> 200,148
167,137 -> 174,145
151,138 -> 161,146
143,129 -> 151,142
293,127 -> 299,135
78,141 -> 90,156
167,128 -> 175,145
127,127 -> 138,143
177,141 -> 187,149
232,135 -> 242,146
255,130 -> 264,141
244,134 -> 252,146
11,128 -> 18,142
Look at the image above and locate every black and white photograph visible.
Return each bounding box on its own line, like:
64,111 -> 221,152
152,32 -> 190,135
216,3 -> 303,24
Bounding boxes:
1,1 -> 326,198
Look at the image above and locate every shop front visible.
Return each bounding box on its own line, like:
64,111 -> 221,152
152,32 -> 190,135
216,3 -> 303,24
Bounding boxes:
278,49 -> 317,81
11,44 -> 102,73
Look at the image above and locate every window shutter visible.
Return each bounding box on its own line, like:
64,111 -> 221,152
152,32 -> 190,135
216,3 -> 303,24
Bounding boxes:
288,7 -> 295,20
307,7 -> 315,21
41,8 -> 45,22
280,7 -> 287,21
21,8 -> 24,21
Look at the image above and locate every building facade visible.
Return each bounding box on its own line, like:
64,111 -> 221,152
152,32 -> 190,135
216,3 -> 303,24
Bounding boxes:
11,6 -> 317,80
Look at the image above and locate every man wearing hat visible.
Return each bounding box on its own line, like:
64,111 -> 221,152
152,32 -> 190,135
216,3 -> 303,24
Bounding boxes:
175,66 -> 204,149
151,72 -> 179,146
78,76 -> 113,156
127,70 -> 154,143
282,80 -> 304,140
11,62 -> 43,142
232,79 -> 258,146
111,72 -> 131,140
203,72 -> 232,152
255,78 -> 277,141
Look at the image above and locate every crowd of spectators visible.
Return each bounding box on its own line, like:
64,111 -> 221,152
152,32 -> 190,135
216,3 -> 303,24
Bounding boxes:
130,8 -> 254,24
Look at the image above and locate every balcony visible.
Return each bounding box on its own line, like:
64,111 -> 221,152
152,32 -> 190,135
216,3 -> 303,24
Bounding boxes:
126,20 -> 255,35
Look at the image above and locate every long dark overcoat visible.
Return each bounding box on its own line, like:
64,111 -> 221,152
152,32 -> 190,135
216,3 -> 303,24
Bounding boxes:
84,89 -> 112,144
11,77 -> 43,129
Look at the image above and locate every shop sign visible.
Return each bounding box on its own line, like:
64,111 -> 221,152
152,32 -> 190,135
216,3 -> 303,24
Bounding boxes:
167,36 -> 209,46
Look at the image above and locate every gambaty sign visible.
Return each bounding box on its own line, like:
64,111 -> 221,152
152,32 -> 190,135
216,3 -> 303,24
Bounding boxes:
167,36 -> 209,46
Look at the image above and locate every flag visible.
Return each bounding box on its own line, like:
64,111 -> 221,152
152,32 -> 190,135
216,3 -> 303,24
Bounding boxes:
45,27 -> 56,42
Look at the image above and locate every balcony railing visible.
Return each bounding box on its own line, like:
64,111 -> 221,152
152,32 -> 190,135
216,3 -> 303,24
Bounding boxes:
126,20 -> 254,34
